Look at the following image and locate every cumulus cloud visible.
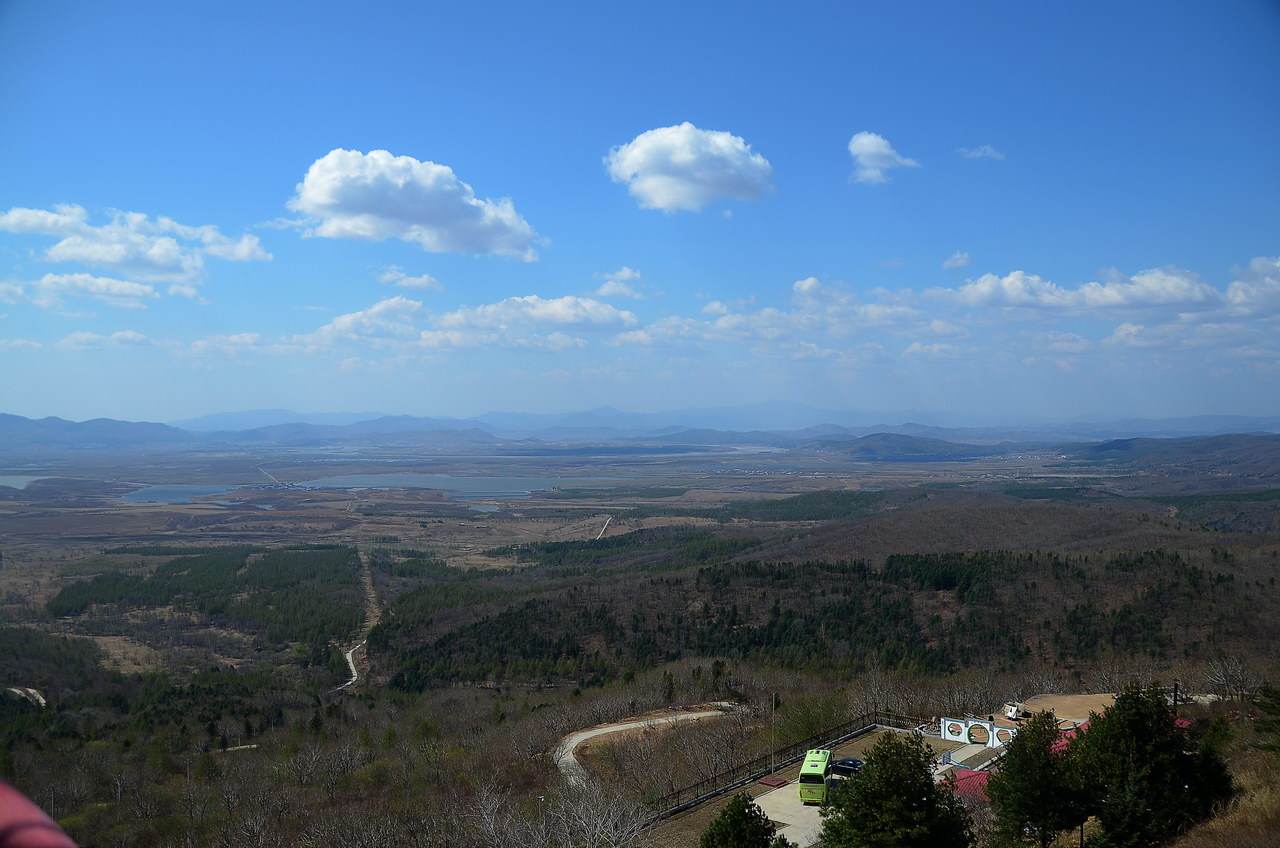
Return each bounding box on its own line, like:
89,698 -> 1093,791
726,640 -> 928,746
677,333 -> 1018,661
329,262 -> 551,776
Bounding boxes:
1225,256 -> 1280,316
0,204 -> 270,282
949,267 -> 1218,310
56,329 -> 148,350
847,132 -> 919,184
32,273 -> 158,310
958,145 -> 1006,160
942,250 -> 971,270
0,338 -> 41,350
288,148 -> 538,260
293,296 -> 424,350
594,267 -> 643,299
605,122 -> 773,212
437,295 -> 637,330
378,265 -> 443,290
792,276 -> 821,294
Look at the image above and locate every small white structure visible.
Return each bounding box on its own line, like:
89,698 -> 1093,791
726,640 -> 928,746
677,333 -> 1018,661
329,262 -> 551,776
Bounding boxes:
940,716 -> 1015,748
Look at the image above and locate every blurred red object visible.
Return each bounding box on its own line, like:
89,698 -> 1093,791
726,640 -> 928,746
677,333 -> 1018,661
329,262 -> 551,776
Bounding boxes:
0,783 -> 76,848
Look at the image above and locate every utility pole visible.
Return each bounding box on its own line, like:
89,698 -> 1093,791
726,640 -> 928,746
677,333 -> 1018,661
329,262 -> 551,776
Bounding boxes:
770,692 -> 777,774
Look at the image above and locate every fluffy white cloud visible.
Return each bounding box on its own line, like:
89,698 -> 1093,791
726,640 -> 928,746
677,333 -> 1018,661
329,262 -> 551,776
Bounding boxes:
942,250 -> 971,270
32,273 -> 158,310
56,329 -> 148,350
595,267 -> 643,299
0,338 -> 41,350
1225,256 -> 1280,315
294,296 -> 424,349
792,276 -> 821,294
847,132 -> 918,184
951,267 -> 1218,310
958,145 -> 1005,160
0,283 -> 22,304
605,123 -> 773,212
437,295 -> 637,330
0,205 -> 270,282
378,265 -> 443,290
289,149 -> 538,260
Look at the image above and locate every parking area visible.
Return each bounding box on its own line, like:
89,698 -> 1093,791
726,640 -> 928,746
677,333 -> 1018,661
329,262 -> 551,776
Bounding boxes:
647,730 -> 966,848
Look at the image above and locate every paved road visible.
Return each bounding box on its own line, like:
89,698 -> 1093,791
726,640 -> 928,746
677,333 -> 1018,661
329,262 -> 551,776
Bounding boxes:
554,707 -> 731,786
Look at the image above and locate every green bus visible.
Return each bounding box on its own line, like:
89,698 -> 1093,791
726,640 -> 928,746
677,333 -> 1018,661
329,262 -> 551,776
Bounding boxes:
797,748 -> 832,804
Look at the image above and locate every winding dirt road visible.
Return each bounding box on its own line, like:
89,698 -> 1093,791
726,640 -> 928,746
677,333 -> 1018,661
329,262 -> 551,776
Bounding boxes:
554,705 -> 733,785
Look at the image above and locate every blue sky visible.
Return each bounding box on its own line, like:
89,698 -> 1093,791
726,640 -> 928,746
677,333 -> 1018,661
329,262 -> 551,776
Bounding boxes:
1,1 -> 1278,422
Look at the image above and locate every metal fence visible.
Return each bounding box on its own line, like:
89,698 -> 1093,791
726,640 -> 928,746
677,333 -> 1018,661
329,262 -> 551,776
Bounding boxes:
645,709 -> 928,823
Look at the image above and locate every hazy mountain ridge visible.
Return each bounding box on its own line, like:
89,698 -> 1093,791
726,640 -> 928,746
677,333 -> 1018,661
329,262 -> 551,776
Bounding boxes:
3,410 -> 1280,464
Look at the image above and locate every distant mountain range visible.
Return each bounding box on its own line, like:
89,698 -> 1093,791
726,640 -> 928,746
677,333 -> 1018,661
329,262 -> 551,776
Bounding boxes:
2,407 -> 1279,462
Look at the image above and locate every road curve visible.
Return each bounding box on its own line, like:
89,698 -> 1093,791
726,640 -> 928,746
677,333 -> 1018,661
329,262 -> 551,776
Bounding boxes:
554,706 -> 733,785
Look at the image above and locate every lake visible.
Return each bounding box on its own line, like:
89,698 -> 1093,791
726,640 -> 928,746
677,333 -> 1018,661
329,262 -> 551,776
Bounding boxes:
123,484 -> 235,504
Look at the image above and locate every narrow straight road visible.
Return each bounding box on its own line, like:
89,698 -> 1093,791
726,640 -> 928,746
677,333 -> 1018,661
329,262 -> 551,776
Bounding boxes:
332,549 -> 381,693
554,706 -> 732,785
595,514 -> 613,540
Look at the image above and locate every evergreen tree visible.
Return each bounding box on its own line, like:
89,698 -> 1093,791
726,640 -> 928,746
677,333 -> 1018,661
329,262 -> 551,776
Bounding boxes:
820,732 -> 971,848
1072,686 -> 1233,846
987,710 -> 1085,848
699,794 -> 794,848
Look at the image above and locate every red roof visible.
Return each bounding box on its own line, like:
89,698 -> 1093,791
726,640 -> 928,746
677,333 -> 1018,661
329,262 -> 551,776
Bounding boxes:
949,768 -> 990,802
1050,719 -> 1090,753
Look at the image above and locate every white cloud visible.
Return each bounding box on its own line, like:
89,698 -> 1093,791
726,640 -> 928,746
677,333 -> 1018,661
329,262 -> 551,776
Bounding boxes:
927,319 -> 966,337
605,122 -> 774,212
1106,322 -> 1155,348
958,145 -> 1006,160
0,283 -> 21,304
594,267 -> 643,299
288,148 -> 538,260
168,283 -> 206,302
0,338 -> 41,350
847,132 -> 919,184
293,296 -> 424,350
32,273 -> 157,310
437,295 -> 637,330
792,276 -> 821,294
1038,331 -> 1092,354
378,265 -> 443,290
56,329 -> 148,350
1225,256 -> 1280,316
701,300 -> 729,316
942,250 -> 971,270
950,267 -> 1218,310
0,204 -> 270,283
903,341 -> 959,357
190,333 -> 263,355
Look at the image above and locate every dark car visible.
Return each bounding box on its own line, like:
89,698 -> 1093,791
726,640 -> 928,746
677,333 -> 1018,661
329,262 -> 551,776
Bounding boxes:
828,757 -> 864,778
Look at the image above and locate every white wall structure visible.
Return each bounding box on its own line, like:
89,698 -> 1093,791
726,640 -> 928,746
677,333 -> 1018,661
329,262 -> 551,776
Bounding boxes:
940,716 -> 1016,748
